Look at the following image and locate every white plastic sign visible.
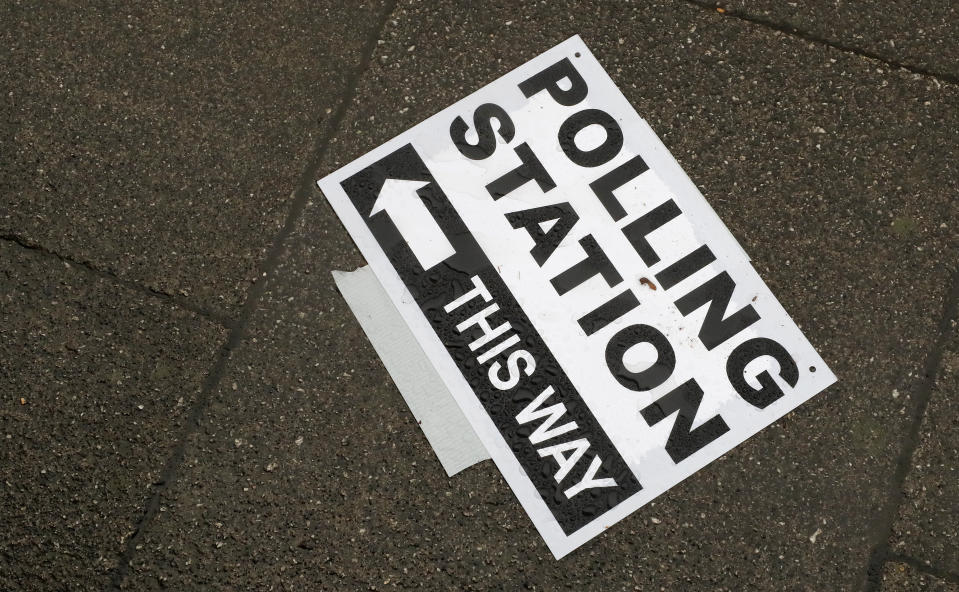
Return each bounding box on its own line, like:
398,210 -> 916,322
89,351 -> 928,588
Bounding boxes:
318,36 -> 836,558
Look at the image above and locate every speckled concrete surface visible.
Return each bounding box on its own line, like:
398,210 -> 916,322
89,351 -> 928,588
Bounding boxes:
0,241 -> 225,589
1,1 -> 388,317
1,1 -> 957,590
892,317 -> 959,573
699,0 -> 959,81
880,562 -> 959,592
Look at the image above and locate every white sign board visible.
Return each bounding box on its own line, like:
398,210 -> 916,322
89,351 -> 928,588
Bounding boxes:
318,36 -> 836,558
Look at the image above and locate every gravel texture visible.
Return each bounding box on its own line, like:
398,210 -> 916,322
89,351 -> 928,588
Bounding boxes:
708,0 -> 959,81
892,315 -> 959,572
1,0 -> 389,317
879,561 -> 959,592
0,241 -> 225,589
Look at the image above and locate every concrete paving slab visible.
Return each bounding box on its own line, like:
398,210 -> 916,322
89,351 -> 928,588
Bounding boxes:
1,1 -> 389,318
704,0 -> 959,81
892,315 -> 959,572
880,562 -> 959,591
119,2 -> 958,589
0,241 -> 225,590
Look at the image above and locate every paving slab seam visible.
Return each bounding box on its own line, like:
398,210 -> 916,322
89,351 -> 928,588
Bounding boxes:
0,232 -> 235,329
105,1 -> 399,588
682,0 -> 959,85
885,552 -> 959,585
862,265 -> 959,592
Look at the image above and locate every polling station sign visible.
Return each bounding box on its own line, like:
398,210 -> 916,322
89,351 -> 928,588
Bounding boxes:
318,36 -> 836,558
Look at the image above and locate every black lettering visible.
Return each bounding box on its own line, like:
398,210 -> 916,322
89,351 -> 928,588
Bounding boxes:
505,202 -> 579,266
622,199 -> 682,266
727,337 -> 799,409
550,235 -> 622,295
605,324 -> 675,392
449,103 -> 515,160
674,271 -> 760,350
518,57 -> 588,106
589,154 -> 649,221
641,379 -> 730,463
558,108 -> 623,168
486,142 -> 556,199
655,245 -> 716,290
578,289 -> 640,336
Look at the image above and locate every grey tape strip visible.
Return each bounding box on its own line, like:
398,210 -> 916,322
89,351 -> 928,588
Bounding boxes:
332,266 -> 490,476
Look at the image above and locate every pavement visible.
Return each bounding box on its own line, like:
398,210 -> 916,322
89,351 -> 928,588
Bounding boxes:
1,1 -> 956,590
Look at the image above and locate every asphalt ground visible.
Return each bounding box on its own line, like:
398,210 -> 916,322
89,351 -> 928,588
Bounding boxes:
2,1 -> 957,590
